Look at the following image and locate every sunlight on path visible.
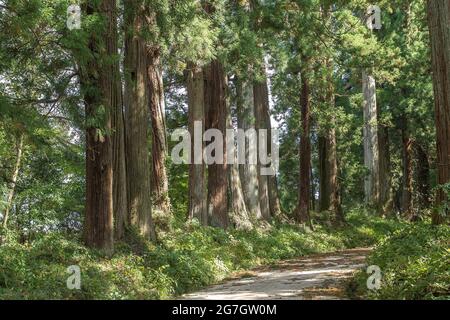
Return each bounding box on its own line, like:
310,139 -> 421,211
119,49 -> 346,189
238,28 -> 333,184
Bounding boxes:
183,248 -> 371,300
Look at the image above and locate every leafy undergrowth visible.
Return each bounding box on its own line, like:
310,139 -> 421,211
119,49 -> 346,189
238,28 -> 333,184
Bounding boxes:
0,211 -> 405,300
348,223 -> 450,300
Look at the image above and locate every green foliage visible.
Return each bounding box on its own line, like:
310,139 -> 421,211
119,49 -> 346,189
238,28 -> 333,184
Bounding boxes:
350,223 -> 450,300
435,183 -> 450,220
0,0 -> 447,302
0,211 -> 402,300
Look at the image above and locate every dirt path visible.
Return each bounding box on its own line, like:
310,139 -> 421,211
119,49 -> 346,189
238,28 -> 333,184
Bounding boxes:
183,248 -> 371,300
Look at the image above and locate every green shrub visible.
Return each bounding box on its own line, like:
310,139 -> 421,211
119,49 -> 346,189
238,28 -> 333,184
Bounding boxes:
349,223 -> 450,300
0,210 -> 405,300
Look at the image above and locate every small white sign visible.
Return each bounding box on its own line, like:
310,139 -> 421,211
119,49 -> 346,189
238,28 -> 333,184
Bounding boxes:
366,265 -> 382,290
67,5 -> 81,30
366,5 -> 382,30
67,265 -> 81,290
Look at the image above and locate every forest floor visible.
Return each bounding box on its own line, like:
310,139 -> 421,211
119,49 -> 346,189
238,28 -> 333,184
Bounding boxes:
182,248 -> 371,300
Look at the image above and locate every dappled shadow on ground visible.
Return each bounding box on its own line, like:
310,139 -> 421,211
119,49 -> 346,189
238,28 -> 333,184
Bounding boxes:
183,248 -> 371,300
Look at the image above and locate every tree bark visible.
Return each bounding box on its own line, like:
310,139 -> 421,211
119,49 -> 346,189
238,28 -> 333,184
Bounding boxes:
112,19 -> 128,241
258,69 -> 282,218
297,69 -> 312,226
318,135 -> 330,212
124,0 -> 156,240
319,59 -> 343,222
310,164 -> 316,211
236,77 -> 261,220
268,172 -> 282,217
416,143 -> 431,210
81,0 -> 118,253
147,48 -> 170,216
378,123 -> 393,216
2,133 -> 24,230
401,116 -> 413,219
204,60 -> 229,229
427,0 -> 450,225
254,80 -> 271,221
328,125 -> 344,223
327,94 -> 343,223
317,6 -> 342,221
186,63 -> 207,225
227,91 -> 252,230
362,70 -> 380,208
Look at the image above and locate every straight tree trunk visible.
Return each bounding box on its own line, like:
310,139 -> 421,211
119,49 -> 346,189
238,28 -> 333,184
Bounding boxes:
317,51 -> 343,222
310,165 -> 316,211
204,60 -> 228,229
401,116 -> 414,219
112,24 -> 128,241
318,132 -> 342,219
322,59 -> 343,222
124,1 -> 156,240
328,124 -> 344,223
318,6 -> 341,220
378,124 -> 393,216
236,77 -> 261,220
2,133 -> 24,229
258,69 -> 282,218
186,63 -> 207,225
82,0 -> 118,253
254,80 -> 271,221
297,69 -> 312,226
327,98 -> 343,222
147,48 -> 171,216
416,143 -> 431,210
227,92 -> 252,230
246,0 -> 281,219
318,135 -> 330,212
427,0 -> 450,225
362,69 -> 380,208
268,173 -> 282,217
229,160 -> 252,229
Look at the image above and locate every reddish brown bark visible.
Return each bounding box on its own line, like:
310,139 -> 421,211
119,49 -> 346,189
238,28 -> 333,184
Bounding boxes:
124,0 -> 156,240
82,0 -> 118,253
427,0 -> 450,225
204,60 -> 229,229
112,17 -> 128,241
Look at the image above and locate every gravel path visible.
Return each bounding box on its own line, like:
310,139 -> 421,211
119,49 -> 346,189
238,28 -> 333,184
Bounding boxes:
183,248 -> 371,300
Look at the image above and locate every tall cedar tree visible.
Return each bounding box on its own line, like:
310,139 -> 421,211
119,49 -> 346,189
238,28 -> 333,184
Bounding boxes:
147,46 -> 171,216
124,0 -> 156,240
187,63 -> 208,225
81,0 -> 120,252
204,60 -> 229,229
237,77 -> 262,220
297,64 -> 312,227
427,0 -> 450,225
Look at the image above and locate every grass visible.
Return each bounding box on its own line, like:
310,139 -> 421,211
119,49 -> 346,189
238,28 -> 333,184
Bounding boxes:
0,210 -> 406,300
347,222 -> 450,300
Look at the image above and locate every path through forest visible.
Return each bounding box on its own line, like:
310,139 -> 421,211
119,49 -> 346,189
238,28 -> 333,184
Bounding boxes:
183,248 -> 371,300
